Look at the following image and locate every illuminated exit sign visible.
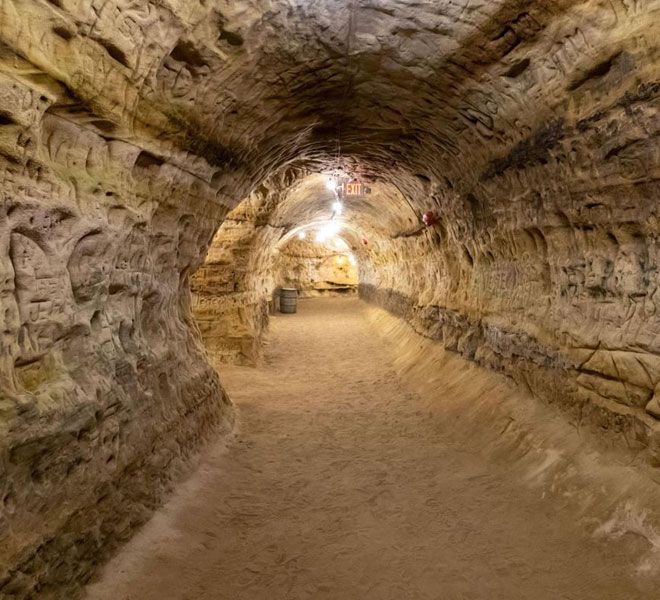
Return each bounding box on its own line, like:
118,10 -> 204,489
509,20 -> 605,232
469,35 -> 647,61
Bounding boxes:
343,181 -> 371,196
345,181 -> 362,196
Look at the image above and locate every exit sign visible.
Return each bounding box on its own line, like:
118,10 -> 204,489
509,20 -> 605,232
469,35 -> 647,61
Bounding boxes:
344,181 -> 362,196
343,181 -> 371,196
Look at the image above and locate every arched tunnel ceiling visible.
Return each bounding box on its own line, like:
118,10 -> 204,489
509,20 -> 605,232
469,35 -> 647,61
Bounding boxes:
266,174 -> 420,238
179,0 -> 639,177
276,220 -> 364,251
5,0 -> 656,204
277,231 -> 353,255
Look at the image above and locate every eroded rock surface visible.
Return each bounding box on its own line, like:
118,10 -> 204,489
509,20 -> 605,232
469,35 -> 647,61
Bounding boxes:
0,0 -> 659,597
275,237 -> 358,298
191,188 -> 283,365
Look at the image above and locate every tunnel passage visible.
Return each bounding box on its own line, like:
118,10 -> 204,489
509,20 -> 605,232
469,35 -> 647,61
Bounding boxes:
0,0 -> 659,597
190,171 -> 413,364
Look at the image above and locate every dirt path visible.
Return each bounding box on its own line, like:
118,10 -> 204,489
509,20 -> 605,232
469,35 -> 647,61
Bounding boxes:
85,298 -> 655,600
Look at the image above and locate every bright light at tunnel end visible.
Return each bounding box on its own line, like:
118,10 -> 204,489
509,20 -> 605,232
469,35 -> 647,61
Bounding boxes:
315,221 -> 342,243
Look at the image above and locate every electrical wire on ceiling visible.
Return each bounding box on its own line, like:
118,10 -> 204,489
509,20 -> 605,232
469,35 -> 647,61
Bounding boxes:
333,1 -> 420,227
335,0 -> 359,171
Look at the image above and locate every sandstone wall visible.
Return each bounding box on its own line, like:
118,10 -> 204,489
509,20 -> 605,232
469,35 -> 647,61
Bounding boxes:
191,192 -> 283,365
359,65 -> 660,462
0,2 -> 245,596
275,238 -> 358,298
0,120 -> 233,596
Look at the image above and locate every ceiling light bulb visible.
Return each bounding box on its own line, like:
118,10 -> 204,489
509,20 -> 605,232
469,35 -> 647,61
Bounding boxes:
326,178 -> 337,191
332,201 -> 343,214
297,230 -> 306,240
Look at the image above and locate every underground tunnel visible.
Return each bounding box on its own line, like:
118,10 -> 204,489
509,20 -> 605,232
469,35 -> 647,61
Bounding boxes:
0,0 -> 659,598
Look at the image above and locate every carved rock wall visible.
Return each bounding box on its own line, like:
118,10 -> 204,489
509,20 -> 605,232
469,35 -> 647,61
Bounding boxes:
275,238 -> 358,298
191,191 -> 283,365
0,2 -> 244,596
358,35 -> 660,462
0,127 -> 233,596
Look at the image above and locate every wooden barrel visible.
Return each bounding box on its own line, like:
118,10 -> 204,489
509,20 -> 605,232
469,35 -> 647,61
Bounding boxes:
279,288 -> 298,314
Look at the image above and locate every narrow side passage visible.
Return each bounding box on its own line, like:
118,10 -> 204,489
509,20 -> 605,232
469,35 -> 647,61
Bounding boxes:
86,299 -> 654,600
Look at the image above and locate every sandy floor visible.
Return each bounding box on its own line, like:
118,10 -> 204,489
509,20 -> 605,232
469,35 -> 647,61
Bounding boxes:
85,298 -> 656,600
